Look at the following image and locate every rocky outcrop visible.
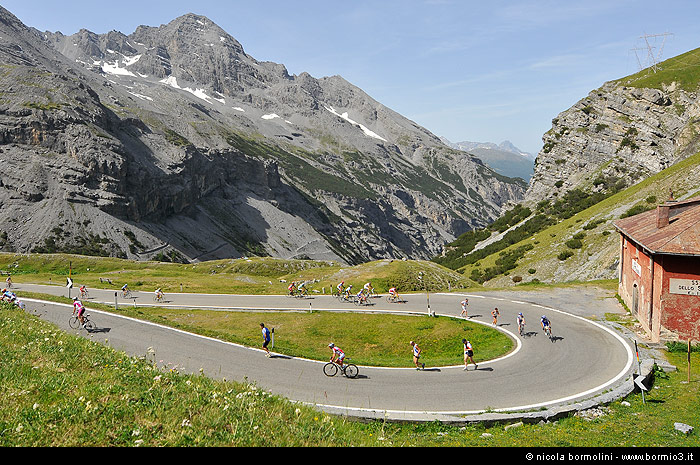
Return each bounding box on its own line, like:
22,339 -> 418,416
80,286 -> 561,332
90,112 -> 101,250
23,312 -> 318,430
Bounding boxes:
526,78 -> 700,204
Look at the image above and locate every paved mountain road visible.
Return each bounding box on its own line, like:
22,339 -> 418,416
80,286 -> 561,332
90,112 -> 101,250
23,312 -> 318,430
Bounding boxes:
14,283 -> 634,422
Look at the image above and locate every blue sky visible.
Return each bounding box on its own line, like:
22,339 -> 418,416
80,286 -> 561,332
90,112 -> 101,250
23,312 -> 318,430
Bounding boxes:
4,0 -> 700,155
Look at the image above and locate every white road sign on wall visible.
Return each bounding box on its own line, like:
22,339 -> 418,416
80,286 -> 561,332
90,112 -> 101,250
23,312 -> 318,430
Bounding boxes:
669,279 -> 700,296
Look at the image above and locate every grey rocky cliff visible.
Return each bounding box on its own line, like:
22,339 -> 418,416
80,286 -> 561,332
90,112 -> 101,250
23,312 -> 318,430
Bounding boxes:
526,79 -> 698,204
0,7 -> 525,264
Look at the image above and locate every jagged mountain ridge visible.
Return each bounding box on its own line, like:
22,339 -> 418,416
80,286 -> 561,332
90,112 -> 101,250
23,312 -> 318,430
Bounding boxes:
440,138 -> 535,180
0,7 -> 525,264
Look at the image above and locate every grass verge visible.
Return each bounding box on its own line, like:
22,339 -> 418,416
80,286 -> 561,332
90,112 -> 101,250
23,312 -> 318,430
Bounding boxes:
0,253 -> 478,296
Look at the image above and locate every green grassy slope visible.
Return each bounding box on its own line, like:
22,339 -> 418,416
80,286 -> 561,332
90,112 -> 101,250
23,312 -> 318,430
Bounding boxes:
456,150 -> 700,287
617,46 -> 700,92
0,253 -> 478,295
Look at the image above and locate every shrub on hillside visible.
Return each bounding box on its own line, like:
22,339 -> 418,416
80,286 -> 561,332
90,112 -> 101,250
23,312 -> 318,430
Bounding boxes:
558,250 -> 574,261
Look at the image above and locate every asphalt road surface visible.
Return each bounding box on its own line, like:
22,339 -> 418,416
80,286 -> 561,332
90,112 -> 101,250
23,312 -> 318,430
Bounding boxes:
14,283 -> 634,422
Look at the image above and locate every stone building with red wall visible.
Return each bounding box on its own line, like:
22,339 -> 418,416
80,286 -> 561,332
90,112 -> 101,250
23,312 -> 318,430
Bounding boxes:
613,196 -> 700,343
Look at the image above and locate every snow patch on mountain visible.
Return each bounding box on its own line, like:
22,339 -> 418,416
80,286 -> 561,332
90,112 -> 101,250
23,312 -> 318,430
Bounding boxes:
324,105 -> 386,142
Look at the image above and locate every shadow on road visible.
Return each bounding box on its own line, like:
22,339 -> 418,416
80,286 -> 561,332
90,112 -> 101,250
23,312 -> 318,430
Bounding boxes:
88,327 -> 111,334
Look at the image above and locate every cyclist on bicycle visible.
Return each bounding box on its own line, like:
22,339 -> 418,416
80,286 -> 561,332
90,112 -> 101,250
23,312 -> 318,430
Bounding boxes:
287,281 -> 296,296
79,285 -> 88,298
261,323 -> 272,358
517,312 -> 525,333
388,286 -> 399,302
2,288 -> 16,302
73,297 -> 86,328
343,284 -> 353,299
463,339 -> 477,371
541,315 -> 551,334
336,281 -> 345,296
121,284 -> 130,297
460,298 -> 469,318
155,288 -> 164,300
363,282 -> 374,296
356,289 -> 368,304
6,276 -> 12,288
297,281 -> 308,296
328,343 -> 345,367
410,341 -> 425,370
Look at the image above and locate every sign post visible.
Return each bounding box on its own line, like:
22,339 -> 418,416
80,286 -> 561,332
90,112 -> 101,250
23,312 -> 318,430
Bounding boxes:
419,272 -> 433,317
67,261 -> 73,299
634,340 -> 646,404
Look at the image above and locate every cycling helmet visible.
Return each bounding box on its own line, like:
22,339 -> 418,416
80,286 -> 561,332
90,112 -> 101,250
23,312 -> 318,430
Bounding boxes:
73,297 -> 78,301
519,312 -> 523,316
328,343 -> 334,348
462,338 -> 466,343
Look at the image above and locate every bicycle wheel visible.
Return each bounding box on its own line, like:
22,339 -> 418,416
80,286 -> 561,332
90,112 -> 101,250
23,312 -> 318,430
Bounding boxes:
323,363 -> 338,377
84,319 -> 96,331
386,295 -> 397,303
343,364 -> 359,379
68,316 -> 80,329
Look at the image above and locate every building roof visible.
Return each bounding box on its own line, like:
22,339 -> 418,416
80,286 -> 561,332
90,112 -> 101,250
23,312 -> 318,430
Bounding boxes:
613,196 -> 700,256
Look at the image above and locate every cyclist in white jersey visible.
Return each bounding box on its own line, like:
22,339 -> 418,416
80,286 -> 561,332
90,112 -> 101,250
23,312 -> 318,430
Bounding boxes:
410,341 -> 425,370
463,338 -> 477,371
460,298 -> 469,318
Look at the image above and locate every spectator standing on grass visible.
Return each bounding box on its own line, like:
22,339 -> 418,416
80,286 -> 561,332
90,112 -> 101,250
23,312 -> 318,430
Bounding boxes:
492,307 -> 500,326
460,298 -> 469,318
463,339 -> 477,371
260,323 -> 271,357
410,341 -> 425,370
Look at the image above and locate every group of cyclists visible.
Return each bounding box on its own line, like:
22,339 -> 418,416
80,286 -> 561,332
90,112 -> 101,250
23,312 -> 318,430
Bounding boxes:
287,281 -> 309,297
516,311 -> 553,338
119,284 -> 164,302
334,281 -> 401,304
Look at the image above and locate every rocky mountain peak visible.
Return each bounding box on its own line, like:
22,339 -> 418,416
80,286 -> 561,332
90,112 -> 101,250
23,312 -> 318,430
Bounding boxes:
0,6 -> 526,264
